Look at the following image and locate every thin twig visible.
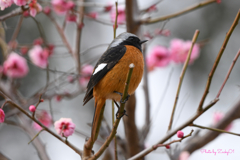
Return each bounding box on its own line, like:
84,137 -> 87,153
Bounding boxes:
197,10 -> 240,111
168,30 -> 200,131
0,92 -> 82,156
216,49 -> 240,98
140,0 -> 216,24
28,129 -> 44,144
152,130 -> 194,149
10,15 -> 23,43
191,124 -> 240,137
0,8 -> 23,21
75,0 -> 84,73
47,15 -> 74,56
127,98 -> 218,160
113,1 -> 118,39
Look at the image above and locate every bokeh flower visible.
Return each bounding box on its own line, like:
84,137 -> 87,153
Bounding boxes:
29,0 -> 42,17
110,6 -> 125,24
147,46 -> 170,71
0,109 -> 5,123
0,0 -> 13,10
213,112 -> 232,131
179,151 -> 190,160
79,64 -> 94,88
3,52 -> 29,78
13,0 -> 28,6
169,39 -> 200,64
33,110 -> 52,131
51,0 -> 73,15
54,118 -> 75,137
28,45 -> 49,68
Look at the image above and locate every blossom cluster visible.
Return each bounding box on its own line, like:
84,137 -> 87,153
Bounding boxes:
147,39 -> 200,71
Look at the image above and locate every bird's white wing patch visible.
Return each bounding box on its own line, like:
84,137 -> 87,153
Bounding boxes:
93,63 -> 107,75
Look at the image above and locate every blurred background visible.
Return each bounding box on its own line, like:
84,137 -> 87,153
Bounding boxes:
0,0 -> 240,159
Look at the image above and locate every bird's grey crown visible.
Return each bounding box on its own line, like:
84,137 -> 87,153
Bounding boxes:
108,32 -> 138,49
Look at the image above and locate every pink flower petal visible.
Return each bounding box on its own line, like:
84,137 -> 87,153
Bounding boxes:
3,52 -> 29,78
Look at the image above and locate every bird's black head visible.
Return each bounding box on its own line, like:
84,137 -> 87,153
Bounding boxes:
108,32 -> 147,52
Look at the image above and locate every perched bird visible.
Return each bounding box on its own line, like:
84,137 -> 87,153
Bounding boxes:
83,32 -> 147,143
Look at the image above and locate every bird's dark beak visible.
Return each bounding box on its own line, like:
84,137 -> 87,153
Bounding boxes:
140,40 -> 148,44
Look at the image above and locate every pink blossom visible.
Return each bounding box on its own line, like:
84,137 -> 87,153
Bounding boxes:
13,0 -> 28,6
216,0 -> 221,3
0,0 -> 13,10
33,110 -> 52,131
29,105 -> 36,112
0,109 -> 5,123
29,1 -> 42,17
20,46 -> 28,55
78,23 -> 84,29
104,3 -> 112,12
43,6 -> 51,15
155,29 -> 171,37
147,5 -> 157,12
177,130 -> 184,138
55,95 -> 62,102
179,151 -> 190,160
87,12 -> 98,19
144,31 -> 153,40
51,0 -> 69,15
67,75 -> 74,83
147,46 -> 170,71
29,45 -> 49,68
54,118 -> 75,137
79,65 -> 94,88
165,145 -> 170,149
3,52 -> 29,78
23,11 -> 30,17
110,7 -> 125,24
66,13 -> 77,22
66,1 -> 74,9
169,39 -> 200,64
33,38 -> 43,45
213,112 -> 232,131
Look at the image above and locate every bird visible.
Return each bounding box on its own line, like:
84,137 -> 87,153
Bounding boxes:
83,32 -> 147,143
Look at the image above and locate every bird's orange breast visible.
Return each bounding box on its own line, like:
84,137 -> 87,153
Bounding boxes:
93,45 -> 144,102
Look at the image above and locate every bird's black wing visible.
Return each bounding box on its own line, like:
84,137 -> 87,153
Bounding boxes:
83,45 -> 126,105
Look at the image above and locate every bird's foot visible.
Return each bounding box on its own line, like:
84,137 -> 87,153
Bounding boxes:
113,99 -> 128,119
116,109 -> 128,119
114,91 -> 130,104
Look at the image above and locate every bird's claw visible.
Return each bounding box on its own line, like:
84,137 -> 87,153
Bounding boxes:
116,109 -> 128,119
114,91 -> 130,104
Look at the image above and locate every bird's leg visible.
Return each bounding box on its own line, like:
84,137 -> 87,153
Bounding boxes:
114,91 -> 130,104
113,99 -> 128,119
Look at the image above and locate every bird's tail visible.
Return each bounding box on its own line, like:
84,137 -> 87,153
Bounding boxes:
91,97 -> 106,143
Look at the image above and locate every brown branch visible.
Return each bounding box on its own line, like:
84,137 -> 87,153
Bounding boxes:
181,96 -> 240,155
47,15 -> 74,56
127,98 -> 218,160
0,8 -> 23,21
10,15 -> 23,43
17,114 -> 50,160
141,45 -> 151,140
75,0 -> 84,73
191,124 -> 240,137
153,129 -> 194,149
140,0 -> 216,24
0,152 -> 10,160
0,92 -> 82,156
168,30 -> 200,131
197,9 -> 240,111
216,49 -> 240,98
